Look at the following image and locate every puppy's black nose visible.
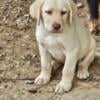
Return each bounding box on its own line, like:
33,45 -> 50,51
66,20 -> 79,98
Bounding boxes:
53,23 -> 61,30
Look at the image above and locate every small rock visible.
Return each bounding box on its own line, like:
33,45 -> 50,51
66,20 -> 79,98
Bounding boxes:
33,54 -> 37,58
25,80 -> 34,84
13,73 -> 20,79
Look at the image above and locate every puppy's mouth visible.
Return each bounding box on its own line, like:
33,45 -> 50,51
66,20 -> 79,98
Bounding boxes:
47,29 -> 63,33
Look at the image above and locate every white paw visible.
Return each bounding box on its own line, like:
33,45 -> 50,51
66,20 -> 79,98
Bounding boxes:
34,74 -> 50,85
77,69 -> 89,79
55,81 -> 72,94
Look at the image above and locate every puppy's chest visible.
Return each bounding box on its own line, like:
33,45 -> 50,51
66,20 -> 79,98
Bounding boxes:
42,36 -> 65,62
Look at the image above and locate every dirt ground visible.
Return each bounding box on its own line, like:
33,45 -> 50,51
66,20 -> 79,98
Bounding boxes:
0,0 -> 100,100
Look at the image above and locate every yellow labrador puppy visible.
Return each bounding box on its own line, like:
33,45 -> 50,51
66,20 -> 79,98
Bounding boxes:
30,0 -> 96,93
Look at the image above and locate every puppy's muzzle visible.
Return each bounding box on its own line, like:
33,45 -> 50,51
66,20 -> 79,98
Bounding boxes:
52,23 -> 61,32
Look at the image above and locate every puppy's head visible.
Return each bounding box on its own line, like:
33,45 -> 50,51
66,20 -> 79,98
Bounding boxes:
30,0 -> 77,33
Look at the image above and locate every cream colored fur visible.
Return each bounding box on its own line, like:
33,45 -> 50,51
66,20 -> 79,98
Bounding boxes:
30,0 -> 96,93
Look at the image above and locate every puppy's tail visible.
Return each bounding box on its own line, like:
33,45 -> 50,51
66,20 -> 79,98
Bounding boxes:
95,51 -> 100,58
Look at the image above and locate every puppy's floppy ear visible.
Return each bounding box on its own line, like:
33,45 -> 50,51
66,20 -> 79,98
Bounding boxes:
30,0 -> 44,25
67,0 -> 77,24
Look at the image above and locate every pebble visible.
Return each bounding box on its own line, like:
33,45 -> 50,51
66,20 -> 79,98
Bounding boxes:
25,80 -> 34,84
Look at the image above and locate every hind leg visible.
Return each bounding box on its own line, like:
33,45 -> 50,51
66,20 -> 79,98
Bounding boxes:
77,38 -> 96,79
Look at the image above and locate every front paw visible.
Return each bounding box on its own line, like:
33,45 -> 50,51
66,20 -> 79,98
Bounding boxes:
34,74 -> 50,85
55,81 -> 72,94
77,69 -> 89,79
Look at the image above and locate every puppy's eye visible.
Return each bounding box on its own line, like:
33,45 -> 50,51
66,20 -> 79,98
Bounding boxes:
61,11 -> 67,15
45,10 -> 52,15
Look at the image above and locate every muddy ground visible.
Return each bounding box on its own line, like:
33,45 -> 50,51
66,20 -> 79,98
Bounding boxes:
0,0 -> 100,100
